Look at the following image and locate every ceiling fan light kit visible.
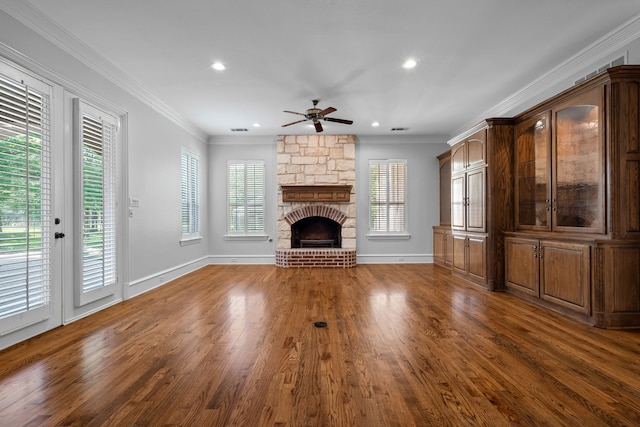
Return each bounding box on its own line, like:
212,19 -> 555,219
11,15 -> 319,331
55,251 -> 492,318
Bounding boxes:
282,99 -> 353,133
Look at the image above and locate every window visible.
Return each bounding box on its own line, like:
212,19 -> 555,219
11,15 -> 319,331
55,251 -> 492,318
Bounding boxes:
369,159 -> 407,234
74,99 -> 118,306
0,71 -> 52,328
180,150 -> 200,242
227,161 -> 265,235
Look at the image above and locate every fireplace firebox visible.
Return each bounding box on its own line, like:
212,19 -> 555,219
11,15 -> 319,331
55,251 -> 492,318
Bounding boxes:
291,216 -> 341,248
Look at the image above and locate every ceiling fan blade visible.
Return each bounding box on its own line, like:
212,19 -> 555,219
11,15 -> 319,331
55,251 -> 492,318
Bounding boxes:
282,119 -> 307,127
284,110 -> 306,116
314,121 -> 323,133
324,117 -> 353,125
319,107 -> 336,116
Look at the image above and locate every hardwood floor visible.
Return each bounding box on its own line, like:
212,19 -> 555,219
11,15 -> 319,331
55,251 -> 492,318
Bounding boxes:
1,264 -> 639,426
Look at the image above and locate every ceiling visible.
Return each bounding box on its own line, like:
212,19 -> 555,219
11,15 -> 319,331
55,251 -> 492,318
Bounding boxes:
18,0 -> 640,139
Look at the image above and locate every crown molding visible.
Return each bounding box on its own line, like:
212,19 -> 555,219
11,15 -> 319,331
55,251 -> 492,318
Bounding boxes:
449,13 -> 640,144
0,0 -> 208,142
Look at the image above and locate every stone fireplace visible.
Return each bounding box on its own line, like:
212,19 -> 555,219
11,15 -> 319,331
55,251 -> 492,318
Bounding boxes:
276,134 -> 356,268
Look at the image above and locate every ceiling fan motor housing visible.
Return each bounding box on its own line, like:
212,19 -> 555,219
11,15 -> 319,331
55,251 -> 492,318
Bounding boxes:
305,108 -> 322,121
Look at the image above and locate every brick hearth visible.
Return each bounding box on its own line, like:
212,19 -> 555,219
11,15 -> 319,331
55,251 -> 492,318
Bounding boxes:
276,248 -> 357,268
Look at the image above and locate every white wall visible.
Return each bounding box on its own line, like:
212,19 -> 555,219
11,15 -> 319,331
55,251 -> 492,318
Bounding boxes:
0,10 -> 209,326
207,137 -> 278,263
355,136 -> 450,263
206,135 -> 449,264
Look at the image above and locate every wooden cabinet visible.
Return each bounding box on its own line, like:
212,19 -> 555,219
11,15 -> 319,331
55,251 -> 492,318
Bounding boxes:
433,151 -> 452,268
449,121 -> 514,290
453,234 -> 487,283
506,66 -> 640,328
451,129 -> 486,173
433,226 -> 453,267
451,130 -> 487,233
437,151 -> 451,226
506,237 -> 591,319
515,88 -> 604,233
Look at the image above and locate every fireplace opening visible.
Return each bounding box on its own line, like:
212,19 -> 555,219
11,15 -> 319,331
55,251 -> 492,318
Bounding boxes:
291,216 -> 342,248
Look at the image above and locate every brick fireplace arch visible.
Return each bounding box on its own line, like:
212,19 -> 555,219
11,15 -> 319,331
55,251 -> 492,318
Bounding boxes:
283,205 -> 347,226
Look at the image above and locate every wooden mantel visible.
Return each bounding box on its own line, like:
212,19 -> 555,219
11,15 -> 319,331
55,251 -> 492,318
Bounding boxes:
281,185 -> 352,203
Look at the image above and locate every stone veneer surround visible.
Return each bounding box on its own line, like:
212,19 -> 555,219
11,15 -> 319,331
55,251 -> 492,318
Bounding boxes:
276,134 -> 356,267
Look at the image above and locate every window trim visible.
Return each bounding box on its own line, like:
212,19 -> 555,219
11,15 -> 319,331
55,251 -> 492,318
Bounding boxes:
367,158 -> 410,239
225,160 -> 266,238
180,149 -> 201,245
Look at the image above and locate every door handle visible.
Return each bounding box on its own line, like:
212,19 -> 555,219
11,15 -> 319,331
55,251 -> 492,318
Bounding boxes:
55,232 -> 65,239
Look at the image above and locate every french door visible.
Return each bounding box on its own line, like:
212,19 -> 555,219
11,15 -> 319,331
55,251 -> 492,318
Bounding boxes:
0,61 -> 122,347
0,64 -> 61,338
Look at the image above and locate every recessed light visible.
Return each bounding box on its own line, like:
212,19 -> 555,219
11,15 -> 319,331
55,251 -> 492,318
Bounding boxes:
371,121 -> 380,127
211,61 -> 226,71
402,58 -> 417,69
253,122 -> 262,127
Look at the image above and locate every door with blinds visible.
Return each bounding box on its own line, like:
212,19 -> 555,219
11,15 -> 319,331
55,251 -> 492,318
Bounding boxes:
73,99 -> 118,307
0,64 -> 60,337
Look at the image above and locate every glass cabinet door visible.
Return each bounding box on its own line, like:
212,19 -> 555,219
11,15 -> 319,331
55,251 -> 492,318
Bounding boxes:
515,113 -> 551,230
553,87 -> 604,232
451,174 -> 466,230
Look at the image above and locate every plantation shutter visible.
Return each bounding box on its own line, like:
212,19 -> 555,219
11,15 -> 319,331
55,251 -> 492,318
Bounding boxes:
181,150 -> 200,238
74,99 -> 117,306
0,71 -> 52,329
227,161 -> 265,233
369,160 -> 407,232
388,161 -> 407,231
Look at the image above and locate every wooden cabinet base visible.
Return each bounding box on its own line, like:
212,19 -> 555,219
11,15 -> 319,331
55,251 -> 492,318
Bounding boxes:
593,242 -> 640,328
506,234 -> 640,328
452,232 -> 489,289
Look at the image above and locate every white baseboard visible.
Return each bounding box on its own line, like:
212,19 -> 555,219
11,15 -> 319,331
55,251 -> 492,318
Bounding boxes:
207,255 -> 276,265
356,254 -> 433,264
127,256 -> 209,298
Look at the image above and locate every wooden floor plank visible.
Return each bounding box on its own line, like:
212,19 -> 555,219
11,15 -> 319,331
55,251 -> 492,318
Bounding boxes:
1,264 -> 639,426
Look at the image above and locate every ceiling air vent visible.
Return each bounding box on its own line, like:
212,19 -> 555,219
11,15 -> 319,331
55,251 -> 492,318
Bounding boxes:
230,128 -> 249,132
575,55 -> 626,85
391,127 -> 410,131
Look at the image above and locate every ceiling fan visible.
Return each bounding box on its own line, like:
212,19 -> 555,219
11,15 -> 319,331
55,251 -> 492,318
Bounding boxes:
282,99 -> 353,133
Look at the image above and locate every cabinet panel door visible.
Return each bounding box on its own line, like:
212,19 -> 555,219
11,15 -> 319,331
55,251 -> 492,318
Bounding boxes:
540,241 -> 591,314
467,235 -> 486,282
515,113 -> 551,230
439,158 -> 452,225
452,235 -> 467,274
445,233 -> 454,266
451,174 -> 466,230
451,142 -> 466,174
466,129 -> 486,169
553,86 -> 605,233
466,168 -> 486,232
505,237 -> 539,296
433,230 -> 444,263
